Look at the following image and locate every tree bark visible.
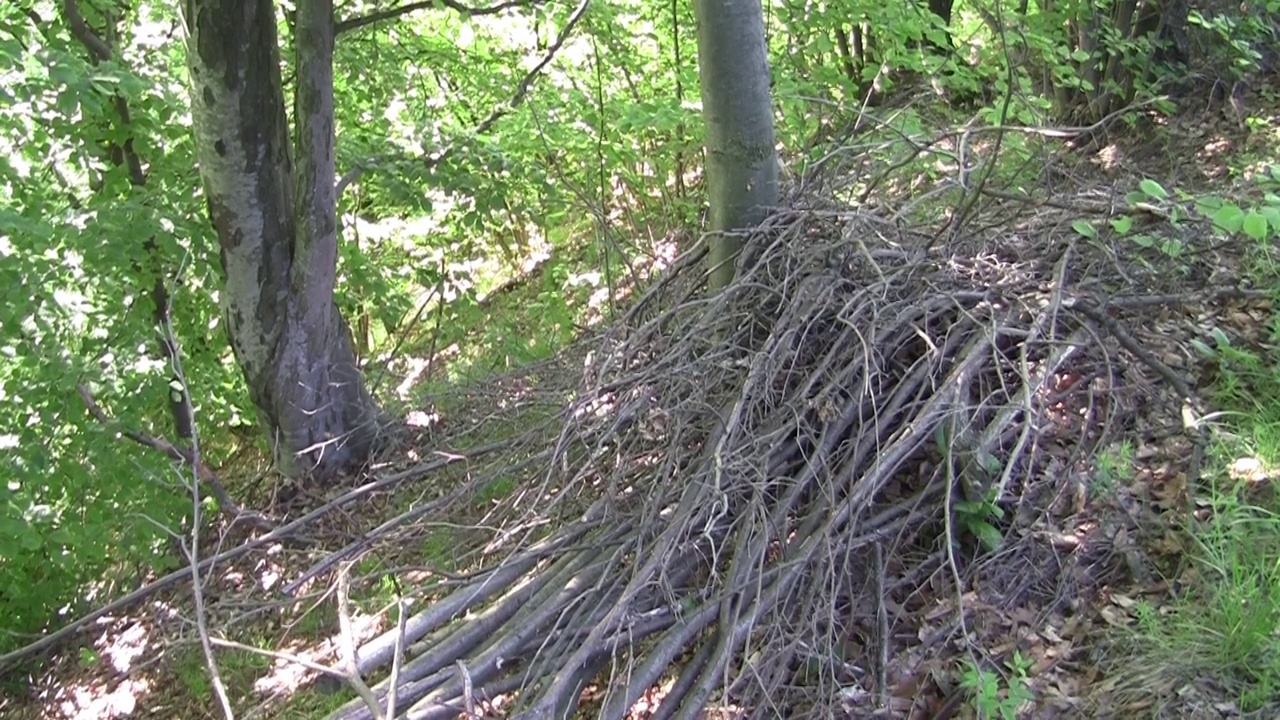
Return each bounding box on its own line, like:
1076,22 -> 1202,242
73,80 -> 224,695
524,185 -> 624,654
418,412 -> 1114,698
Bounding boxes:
182,0 -> 381,478
927,0 -> 955,49
692,0 -> 780,289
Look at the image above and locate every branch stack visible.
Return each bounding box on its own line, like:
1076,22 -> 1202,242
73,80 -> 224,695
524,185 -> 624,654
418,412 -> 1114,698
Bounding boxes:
323,204 -> 1127,719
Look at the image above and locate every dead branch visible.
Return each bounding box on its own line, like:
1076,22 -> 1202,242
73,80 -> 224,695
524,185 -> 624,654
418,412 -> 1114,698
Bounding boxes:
303,195 -> 1189,720
74,381 -> 270,531
166,312 -> 235,720
0,445 -> 490,672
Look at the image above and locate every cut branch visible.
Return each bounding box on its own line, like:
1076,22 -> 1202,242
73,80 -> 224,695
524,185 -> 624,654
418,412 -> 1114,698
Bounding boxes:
313,195 -> 1187,719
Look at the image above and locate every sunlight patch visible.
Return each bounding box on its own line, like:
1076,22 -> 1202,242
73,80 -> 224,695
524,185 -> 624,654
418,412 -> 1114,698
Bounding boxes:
50,676 -> 150,720
252,612 -> 382,697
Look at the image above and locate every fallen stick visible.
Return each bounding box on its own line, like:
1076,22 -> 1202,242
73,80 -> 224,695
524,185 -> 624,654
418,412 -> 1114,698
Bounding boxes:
0,446 -> 492,672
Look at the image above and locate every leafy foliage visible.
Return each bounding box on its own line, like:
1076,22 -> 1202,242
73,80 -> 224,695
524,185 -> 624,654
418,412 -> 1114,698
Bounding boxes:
961,651 -> 1035,720
0,0 -> 1268,663
0,3 -> 220,642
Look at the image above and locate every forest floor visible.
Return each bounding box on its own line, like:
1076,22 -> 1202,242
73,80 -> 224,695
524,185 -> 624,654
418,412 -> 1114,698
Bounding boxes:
4,91 -> 1280,720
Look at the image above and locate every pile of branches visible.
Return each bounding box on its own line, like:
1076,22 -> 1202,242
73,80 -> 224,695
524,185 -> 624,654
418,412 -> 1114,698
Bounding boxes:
320,203 -> 1150,720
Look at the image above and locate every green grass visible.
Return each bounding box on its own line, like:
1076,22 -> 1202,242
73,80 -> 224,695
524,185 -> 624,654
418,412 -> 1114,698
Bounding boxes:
1092,439 -> 1134,499
1128,314 -> 1280,713
171,641 -> 272,705
1132,481 -> 1280,712
169,617 -> 361,718
477,476 -> 517,504
274,687 -> 357,719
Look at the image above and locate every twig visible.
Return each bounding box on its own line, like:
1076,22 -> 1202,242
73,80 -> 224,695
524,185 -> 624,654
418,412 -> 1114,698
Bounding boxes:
336,0 -> 542,35
337,563 -> 386,719
209,637 -> 349,676
874,542 -> 889,712
456,661 -> 476,718
385,592 -> 409,718
164,298 -> 234,720
74,382 -> 271,531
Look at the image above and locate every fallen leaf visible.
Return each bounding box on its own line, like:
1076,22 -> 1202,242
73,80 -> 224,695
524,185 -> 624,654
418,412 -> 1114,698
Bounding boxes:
1111,594 -> 1138,609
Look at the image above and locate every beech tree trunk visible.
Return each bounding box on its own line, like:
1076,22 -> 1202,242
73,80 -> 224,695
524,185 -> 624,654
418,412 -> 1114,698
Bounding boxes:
692,0 -> 780,289
182,0 -> 381,477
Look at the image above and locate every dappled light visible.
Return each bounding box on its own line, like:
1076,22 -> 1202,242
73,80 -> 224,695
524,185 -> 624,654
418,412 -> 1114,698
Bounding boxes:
5,0 -> 1280,718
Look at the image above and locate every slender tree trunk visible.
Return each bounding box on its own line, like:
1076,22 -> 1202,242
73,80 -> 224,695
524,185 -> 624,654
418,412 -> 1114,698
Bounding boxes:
834,27 -> 859,84
182,0 -> 381,478
671,0 -> 687,201
692,0 -> 780,288
926,0 -> 956,50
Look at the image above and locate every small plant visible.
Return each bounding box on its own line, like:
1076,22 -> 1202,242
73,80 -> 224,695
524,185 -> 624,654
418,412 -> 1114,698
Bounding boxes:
960,651 -> 1035,720
937,424 -> 1006,552
1190,327 -> 1280,435
1093,440 -> 1134,498
955,489 -> 1006,552
1073,175 -> 1280,278
1071,179 -> 1189,261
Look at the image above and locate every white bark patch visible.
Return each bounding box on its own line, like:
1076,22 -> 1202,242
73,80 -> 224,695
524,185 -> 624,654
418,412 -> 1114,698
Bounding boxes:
186,56 -> 275,369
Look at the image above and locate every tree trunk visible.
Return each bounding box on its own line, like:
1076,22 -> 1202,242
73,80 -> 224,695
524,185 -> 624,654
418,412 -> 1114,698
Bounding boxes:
182,0 -> 381,478
927,0 -> 954,25
692,0 -> 780,289
927,0 -> 955,49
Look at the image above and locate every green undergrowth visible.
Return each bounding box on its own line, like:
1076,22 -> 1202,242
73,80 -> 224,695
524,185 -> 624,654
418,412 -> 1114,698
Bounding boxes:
269,690 -> 355,720
171,643 -> 271,709
1126,293 -> 1280,714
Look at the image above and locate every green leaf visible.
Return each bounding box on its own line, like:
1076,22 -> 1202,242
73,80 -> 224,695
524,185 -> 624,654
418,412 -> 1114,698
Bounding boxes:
1109,215 -> 1134,234
1261,206 -> 1280,232
1070,49 -> 1092,62
971,521 -> 1004,551
1212,204 -> 1246,233
1189,338 -> 1215,358
1139,179 -> 1168,200
19,529 -> 43,551
1242,211 -> 1270,241
1071,220 -> 1097,239
1195,195 -> 1224,211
